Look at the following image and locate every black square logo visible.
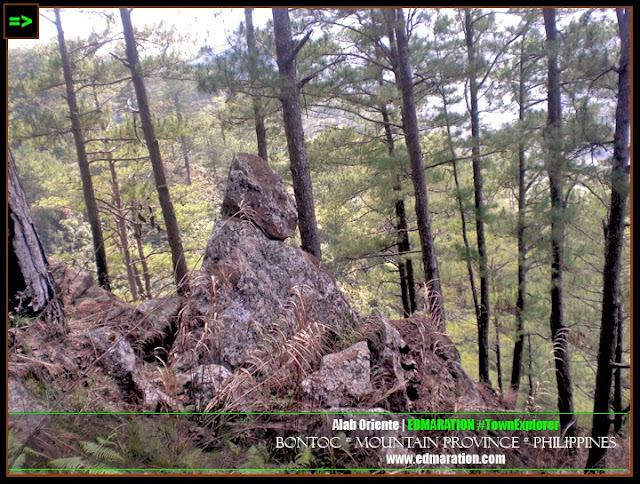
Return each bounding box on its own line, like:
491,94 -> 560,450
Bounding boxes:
4,4 -> 39,39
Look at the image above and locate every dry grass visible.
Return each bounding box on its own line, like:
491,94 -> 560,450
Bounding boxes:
201,285 -> 333,417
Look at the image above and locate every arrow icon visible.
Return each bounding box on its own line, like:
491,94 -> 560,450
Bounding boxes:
9,15 -> 33,28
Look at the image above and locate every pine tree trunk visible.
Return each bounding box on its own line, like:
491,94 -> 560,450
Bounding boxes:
54,8 -> 111,291
438,81 -> 480,323
464,9 -> 491,384
391,8 -> 445,327
585,7 -> 630,472
511,38 -> 529,395
381,98 -> 416,317
494,314 -> 503,396
9,150 -> 67,337
90,80 -> 140,302
246,8 -> 269,161
543,8 -> 575,439
133,220 -> 153,300
172,93 -> 192,185
613,305 -> 623,435
527,333 -> 534,397
272,8 -> 322,260
120,8 -> 190,296
130,252 -> 146,300
108,156 -> 139,301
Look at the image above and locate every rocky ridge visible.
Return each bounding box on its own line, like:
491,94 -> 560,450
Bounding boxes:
9,153 -> 513,470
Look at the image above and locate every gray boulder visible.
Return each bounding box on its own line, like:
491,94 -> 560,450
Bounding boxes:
79,328 -> 143,404
131,296 -> 182,361
221,152 -> 298,240
302,341 -> 373,407
179,217 -> 358,369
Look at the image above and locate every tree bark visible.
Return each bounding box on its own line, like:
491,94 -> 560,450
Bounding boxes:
246,8 -> 269,161
120,8 -> 190,296
543,8 -> 575,439
380,94 -> 416,317
511,37 -> 529,395
464,9 -> 491,384
272,8 -> 322,259
437,78 -> 480,325
494,314 -> 503,396
585,7 -> 630,472
54,8 -> 111,291
9,150 -> 67,337
613,304 -> 623,435
390,8 -> 445,328
108,156 -> 139,301
132,219 -> 153,300
172,92 -> 192,185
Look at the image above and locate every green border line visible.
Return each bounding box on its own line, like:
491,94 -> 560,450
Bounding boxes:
9,468 -> 630,473
8,411 -> 627,415
10,411 -> 630,473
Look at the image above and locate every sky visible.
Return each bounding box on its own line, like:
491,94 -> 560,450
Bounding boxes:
7,7 -> 273,54
6,7 -> 620,133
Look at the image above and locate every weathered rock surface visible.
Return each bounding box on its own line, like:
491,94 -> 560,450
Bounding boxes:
79,327 -> 143,404
391,314 -> 483,412
221,152 -> 298,241
302,341 -> 372,407
178,364 -> 232,404
49,260 -> 130,322
49,260 -> 93,306
8,378 -> 48,437
131,296 -> 182,361
178,216 -> 359,369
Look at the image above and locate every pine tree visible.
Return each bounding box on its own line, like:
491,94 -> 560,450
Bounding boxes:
245,7 -> 269,161
585,7 -> 630,472
543,8 -> 575,439
119,8 -> 190,296
389,8 -> 445,326
272,7 -> 322,259
9,150 -> 67,337
54,8 -> 111,291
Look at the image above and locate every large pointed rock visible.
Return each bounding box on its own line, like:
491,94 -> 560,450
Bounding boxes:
221,152 -> 297,240
180,218 -> 358,369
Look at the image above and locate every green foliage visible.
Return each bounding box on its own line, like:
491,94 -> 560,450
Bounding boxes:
7,7 -> 630,428
8,430 -> 41,472
49,435 -> 125,474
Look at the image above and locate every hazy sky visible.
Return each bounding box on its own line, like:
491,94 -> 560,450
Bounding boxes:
7,7 -> 273,53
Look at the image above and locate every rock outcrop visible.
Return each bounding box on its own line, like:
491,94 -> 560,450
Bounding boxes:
221,152 -> 298,241
174,153 -> 359,371
6,152 -> 557,472
13,153 -> 486,416
302,341 -> 373,407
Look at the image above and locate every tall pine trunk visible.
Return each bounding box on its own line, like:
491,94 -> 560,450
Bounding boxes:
108,156 -> 139,301
90,81 -> 139,301
613,305 -> 624,435
380,20 -> 417,318
380,95 -> 416,317
437,79 -> 480,324
272,8 -> 322,259
390,8 -> 445,327
55,8 -> 111,291
543,8 -> 575,439
120,8 -> 190,296
464,9 -> 491,384
511,37 -> 529,395
246,8 -> 268,161
9,150 -> 67,337
585,7 -> 630,472
172,92 -> 192,185
132,219 -> 153,300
